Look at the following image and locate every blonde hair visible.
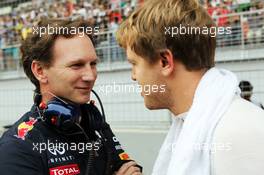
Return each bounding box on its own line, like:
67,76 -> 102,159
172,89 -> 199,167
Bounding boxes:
116,0 -> 216,70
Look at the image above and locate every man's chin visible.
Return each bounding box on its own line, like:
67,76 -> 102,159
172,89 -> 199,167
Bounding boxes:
71,96 -> 90,104
144,101 -> 159,110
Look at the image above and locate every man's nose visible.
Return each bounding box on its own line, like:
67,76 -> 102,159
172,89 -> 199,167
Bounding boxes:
131,72 -> 136,81
82,66 -> 97,81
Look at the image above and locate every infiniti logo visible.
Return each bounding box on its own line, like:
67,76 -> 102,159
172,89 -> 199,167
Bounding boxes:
48,146 -> 66,156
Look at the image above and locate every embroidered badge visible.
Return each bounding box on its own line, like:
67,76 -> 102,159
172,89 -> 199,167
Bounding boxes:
119,152 -> 130,160
14,117 -> 37,140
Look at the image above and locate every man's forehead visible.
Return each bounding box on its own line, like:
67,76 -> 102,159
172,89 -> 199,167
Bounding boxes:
68,57 -> 97,63
52,35 -> 96,62
53,35 -> 94,50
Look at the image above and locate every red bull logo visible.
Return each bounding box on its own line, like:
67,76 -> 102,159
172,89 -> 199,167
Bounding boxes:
15,117 -> 37,140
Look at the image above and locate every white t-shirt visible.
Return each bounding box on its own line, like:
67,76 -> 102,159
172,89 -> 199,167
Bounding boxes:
211,98 -> 264,175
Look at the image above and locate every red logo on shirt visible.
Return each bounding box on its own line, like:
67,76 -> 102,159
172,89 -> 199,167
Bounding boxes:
119,152 -> 130,160
49,164 -> 80,175
15,117 -> 37,140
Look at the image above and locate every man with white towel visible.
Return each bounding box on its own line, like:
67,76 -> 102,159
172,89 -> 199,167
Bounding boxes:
116,0 -> 264,174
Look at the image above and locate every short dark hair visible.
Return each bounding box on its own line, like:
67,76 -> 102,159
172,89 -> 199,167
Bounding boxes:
239,80 -> 253,92
20,18 -> 95,93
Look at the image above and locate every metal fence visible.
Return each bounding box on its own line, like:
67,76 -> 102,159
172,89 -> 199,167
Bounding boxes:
0,31 -> 128,72
1,9 -> 264,71
0,9 -> 264,128
0,80 -> 171,129
215,9 -> 264,48
1,64 -> 264,128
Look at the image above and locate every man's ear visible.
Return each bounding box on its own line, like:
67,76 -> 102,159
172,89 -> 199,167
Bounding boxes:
159,49 -> 174,76
31,60 -> 48,84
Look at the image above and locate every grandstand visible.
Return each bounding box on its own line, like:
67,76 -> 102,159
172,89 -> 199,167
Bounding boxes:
0,0 -> 264,174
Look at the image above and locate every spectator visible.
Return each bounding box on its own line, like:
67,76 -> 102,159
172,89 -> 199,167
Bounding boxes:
110,0 -> 121,10
122,0 -> 133,19
247,1 -> 264,44
236,0 -> 251,12
110,17 -> 120,61
110,9 -> 122,23
65,0 -> 74,17
239,80 -> 264,109
216,2 -> 230,27
204,0 -> 216,16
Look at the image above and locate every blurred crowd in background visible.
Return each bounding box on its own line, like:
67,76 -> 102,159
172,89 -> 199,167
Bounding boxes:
0,0 -> 144,47
0,0 -> 264,72
0,0 -> 264,46
0,0 -> 264,47
203,0 -> 264,46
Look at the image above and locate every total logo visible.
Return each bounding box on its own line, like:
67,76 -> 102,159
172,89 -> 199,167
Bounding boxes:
49,164 -> 80,175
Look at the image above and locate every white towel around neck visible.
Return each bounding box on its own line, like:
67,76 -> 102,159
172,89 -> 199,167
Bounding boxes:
152,68 -> 239,175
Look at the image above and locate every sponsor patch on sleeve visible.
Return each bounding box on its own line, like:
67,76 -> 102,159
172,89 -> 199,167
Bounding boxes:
14,117 -> 37,140
119,152 -> 130,160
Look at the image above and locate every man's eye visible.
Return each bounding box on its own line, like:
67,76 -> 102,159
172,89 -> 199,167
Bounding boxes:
91,61 -> 97,66
70,63 -> 83,69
